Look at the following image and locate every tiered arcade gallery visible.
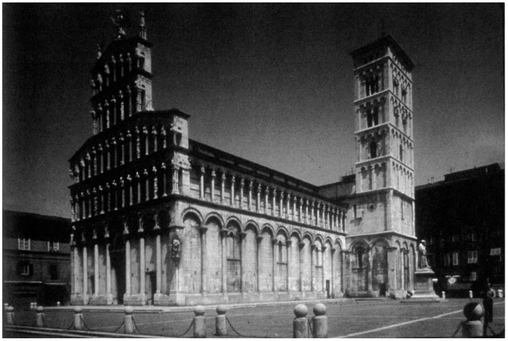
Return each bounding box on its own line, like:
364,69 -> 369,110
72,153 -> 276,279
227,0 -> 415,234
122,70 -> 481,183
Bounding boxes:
69,14 -> 417,306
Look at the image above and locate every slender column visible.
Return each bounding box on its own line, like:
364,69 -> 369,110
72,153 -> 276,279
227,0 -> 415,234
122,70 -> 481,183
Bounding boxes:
367,248 -> 373,292
200,226 -> 208,293
94,236 -> 99,296
139,219 -> 146,297
305,200 -> 310,225
199,166 -> 205,199
321,246 -> 326,292
256,183 -> 261,212
311,201 -> 316,226
143,169 -> 149,201
111,181 -> 118,210
221,230 -> 228,294
124,222 -> 131,296
272,238 -> 277,293
240,232 -> 247,292
324,206 -> 328,229
220,173 -> 226,204
152,167 -> 158,199
264,186 -> 269,214
72,244 -> 79,294
210,170 -> 216,202
155,223 -> 162,294
135,127 -> 141,159
286,193 -> 291,220
239,178 -> 245,209
256,236 -> 263,293
299,197 -> 303,223
230,176 -> 236,206
311,244 -> 316,292
330,248 -> 336,295
279,190 -> 284,218
152,126 -> 158,152
299,242 -> 304,293
126,86 -> 132,117
160,126 -> 167,149
161,164 -> 167,197
272,188 -> 277,216
248,181 -> 253,211
125,131 -> 132,163
286,240 -> 292,292
171,165 -> 180,194
292,194 -> 297,221
116,136 -> 123,167
83,243 -> 88,298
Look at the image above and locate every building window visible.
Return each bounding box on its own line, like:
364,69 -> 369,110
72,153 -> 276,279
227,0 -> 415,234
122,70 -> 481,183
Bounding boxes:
17,262 -> 33,276
48,241 -> 60,252
470,272 -> 477,282
18,238 -> 31,251
468,232 -> 477,242
452,234 -> 459,243
401,201 -> 404,220
49,264 -> 58,280
393,79 -> 399,97
452,252 -> 459,266
399,145 -> 404,162
467,251 -> 478,264
444,253 -> 451,266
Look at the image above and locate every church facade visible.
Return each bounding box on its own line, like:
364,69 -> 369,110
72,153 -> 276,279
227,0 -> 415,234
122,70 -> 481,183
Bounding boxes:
69,13 -> 417,306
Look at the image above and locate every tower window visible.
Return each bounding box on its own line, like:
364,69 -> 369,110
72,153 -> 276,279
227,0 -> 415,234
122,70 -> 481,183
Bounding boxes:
399,145 -> 404,162
369,141 -> 377,159
402,88 -> 407,104
366,107 -> 379,128
365,74 -> 380,97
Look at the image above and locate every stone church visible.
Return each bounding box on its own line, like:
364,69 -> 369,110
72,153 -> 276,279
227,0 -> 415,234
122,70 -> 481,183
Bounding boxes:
69,12 -> 416,306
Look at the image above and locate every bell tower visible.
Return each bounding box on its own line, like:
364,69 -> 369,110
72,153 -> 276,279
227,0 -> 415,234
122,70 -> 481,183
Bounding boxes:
349,34 -> 415,237
89,10 -> 154,135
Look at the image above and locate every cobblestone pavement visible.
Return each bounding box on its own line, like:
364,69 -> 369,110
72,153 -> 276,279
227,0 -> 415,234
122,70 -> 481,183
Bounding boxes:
6,298 -> 505,338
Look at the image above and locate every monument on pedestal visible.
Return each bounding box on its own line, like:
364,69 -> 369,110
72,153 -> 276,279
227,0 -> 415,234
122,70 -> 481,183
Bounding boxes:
411,240 -> 441,301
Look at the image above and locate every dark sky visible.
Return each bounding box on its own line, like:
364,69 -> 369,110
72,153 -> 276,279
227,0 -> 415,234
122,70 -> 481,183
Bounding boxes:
3,3 -> 505,218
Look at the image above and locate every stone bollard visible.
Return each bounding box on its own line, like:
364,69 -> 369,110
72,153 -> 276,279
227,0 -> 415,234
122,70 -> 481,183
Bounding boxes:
469,290 -> 473,300
36,306 -> 45,327
124,306 -> 134,334
498,289 -> 503,298
215,305 -> 228,336
442,291 -> 446,299
5,306 -> 15,325
462,302 -> 483,337
293,304 -> 309,338
73,306 -> 83,330
57,301 -> 61,307
193,305 -> 206,338
312,303 -> 328,338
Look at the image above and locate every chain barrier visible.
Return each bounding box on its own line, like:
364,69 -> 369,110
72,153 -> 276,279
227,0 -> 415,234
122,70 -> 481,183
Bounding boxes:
66,320 -> 75,330
225,315 -> 268,338
131,315 -> 143,334
450,321 -> 463,337
41,314 -> 48,328
174,319 -> 194,337
80,315 -> 93,331
112,320 -> 125,334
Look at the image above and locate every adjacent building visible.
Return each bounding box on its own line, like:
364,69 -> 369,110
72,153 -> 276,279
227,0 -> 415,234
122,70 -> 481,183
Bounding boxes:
415,163 -> 504,296
68,12 -> 417,306
3,210 -> 72,308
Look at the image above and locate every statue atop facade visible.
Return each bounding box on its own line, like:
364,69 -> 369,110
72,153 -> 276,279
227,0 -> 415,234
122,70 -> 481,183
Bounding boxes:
418,240 -> 429,269
111,9 -> 128,39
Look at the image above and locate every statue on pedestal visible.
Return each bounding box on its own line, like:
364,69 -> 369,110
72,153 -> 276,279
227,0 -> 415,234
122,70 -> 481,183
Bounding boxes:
418,240 -> 429,269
